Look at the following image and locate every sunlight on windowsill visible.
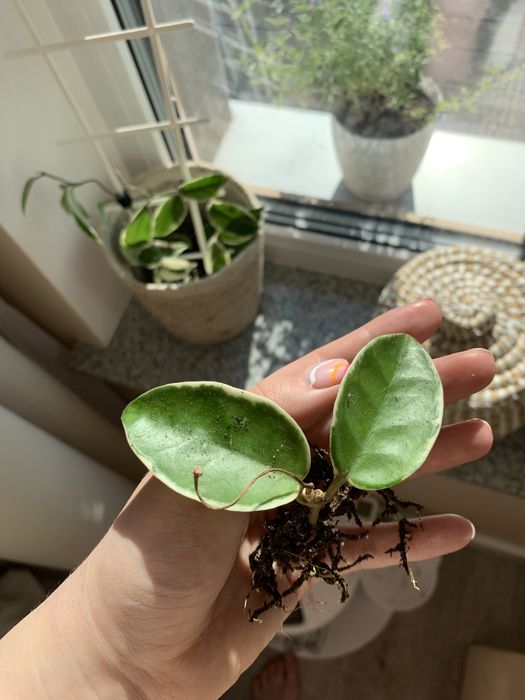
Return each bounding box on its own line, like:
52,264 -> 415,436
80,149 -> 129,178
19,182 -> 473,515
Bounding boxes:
214,100 -> 525,237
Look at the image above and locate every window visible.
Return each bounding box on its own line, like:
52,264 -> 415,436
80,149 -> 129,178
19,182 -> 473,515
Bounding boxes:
9,0 -> 523,288
106,0 -> 525,261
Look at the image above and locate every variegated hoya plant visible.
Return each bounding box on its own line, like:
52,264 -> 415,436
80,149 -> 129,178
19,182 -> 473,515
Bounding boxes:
22,171 -> 262,284
122,333 -> 443,525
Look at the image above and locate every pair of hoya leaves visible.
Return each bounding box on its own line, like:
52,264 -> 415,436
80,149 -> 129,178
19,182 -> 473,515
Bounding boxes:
119,173 -> 262,283
122,334 -> 444,512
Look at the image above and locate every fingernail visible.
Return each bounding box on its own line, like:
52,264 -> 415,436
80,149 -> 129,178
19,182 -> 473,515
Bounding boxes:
309,359 -> 349,389
412,297 -> 436,308
466,348 -> 494,359
468,520 -> 476,541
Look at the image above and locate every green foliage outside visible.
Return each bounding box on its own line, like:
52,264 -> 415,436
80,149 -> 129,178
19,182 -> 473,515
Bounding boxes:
235,0 -> 441,136
234,0 -> 524,137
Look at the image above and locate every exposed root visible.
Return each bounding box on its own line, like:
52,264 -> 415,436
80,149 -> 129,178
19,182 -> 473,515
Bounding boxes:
246,446 -> 424,621
373,488 -> 423,526
385,517 -> 423,590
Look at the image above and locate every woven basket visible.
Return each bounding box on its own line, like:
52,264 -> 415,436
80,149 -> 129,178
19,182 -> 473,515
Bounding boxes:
378,245 -> 525,440
101,164 -> 264,345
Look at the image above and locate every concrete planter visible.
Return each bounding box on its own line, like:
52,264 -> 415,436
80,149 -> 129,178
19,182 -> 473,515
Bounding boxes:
101,164 -> 264,345
332,81 -> 440,202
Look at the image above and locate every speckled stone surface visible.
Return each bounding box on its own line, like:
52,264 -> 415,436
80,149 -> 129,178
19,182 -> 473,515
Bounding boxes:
71,262 -> 525,498
71,263 -> 378,390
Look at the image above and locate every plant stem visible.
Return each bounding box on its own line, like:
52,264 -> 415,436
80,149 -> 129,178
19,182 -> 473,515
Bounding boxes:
37,171 -> 117,198
323,473 -> 349,503
308,505 -> 322,527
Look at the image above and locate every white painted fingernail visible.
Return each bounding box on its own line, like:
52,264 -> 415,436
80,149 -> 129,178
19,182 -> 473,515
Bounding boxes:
309,359 -> 349,389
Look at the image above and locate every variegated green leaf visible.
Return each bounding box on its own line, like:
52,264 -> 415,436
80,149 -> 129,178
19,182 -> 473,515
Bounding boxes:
121,207 -> 152,248
21,174 -> 44,213
60,186 -> 98,240
122,382 -> 310,511
179,174 -> 229,201
207,201 -> 258,237
330,334 -> 443,490
153,195 -> 187,238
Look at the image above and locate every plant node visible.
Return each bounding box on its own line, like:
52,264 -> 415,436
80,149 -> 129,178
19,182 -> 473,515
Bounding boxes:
300,486 -> 326,504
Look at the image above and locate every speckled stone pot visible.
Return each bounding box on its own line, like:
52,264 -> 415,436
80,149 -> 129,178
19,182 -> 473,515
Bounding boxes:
101,164 -> 264,345
332,80 -> 440,202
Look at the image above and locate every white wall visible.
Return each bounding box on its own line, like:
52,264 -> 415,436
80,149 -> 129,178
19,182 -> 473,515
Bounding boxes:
0,0 -> 168,346
0,405 -> 133,570
0,336 -> 144,481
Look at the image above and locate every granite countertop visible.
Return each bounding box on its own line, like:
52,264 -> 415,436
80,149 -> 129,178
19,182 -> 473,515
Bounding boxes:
71,262 -> 525,499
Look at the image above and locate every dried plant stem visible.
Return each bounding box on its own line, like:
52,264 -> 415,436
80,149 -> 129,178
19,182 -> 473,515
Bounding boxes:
193,466 -> 311,511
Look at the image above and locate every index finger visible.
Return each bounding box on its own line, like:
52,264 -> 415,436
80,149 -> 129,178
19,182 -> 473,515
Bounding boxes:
250,298 -> 443,427
305,297 -> 442,368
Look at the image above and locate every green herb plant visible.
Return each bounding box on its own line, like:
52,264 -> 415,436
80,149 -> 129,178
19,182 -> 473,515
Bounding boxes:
233,0 -> 524,138
122,333 -> 444,619
22,171 -> 262,284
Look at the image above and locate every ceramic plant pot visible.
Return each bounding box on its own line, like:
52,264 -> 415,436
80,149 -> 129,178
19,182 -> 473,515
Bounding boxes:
101,163 -> 264,345
332,80 -> 440,202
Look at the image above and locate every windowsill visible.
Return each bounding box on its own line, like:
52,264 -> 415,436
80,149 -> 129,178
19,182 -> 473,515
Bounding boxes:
213,100 -> 525,239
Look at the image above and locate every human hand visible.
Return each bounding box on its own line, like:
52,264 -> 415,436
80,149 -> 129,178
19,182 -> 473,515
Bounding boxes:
5,299 -> 495,700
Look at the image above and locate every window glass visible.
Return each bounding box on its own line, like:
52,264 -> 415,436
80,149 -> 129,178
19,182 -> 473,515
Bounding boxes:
114,0 -> 525,244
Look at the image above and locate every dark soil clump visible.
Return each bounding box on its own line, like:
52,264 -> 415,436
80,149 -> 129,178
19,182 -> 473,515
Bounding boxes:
247,446 -> 423,622
337,88 -> 436,138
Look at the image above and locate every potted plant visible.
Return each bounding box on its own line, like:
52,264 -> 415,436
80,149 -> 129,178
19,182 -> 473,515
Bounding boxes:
234,0 -> 443,201
22,163 -> 264,345
121,333 -> 444,620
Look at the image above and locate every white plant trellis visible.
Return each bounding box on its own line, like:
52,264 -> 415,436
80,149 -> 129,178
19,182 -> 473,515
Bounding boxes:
6,0 -> 215,274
